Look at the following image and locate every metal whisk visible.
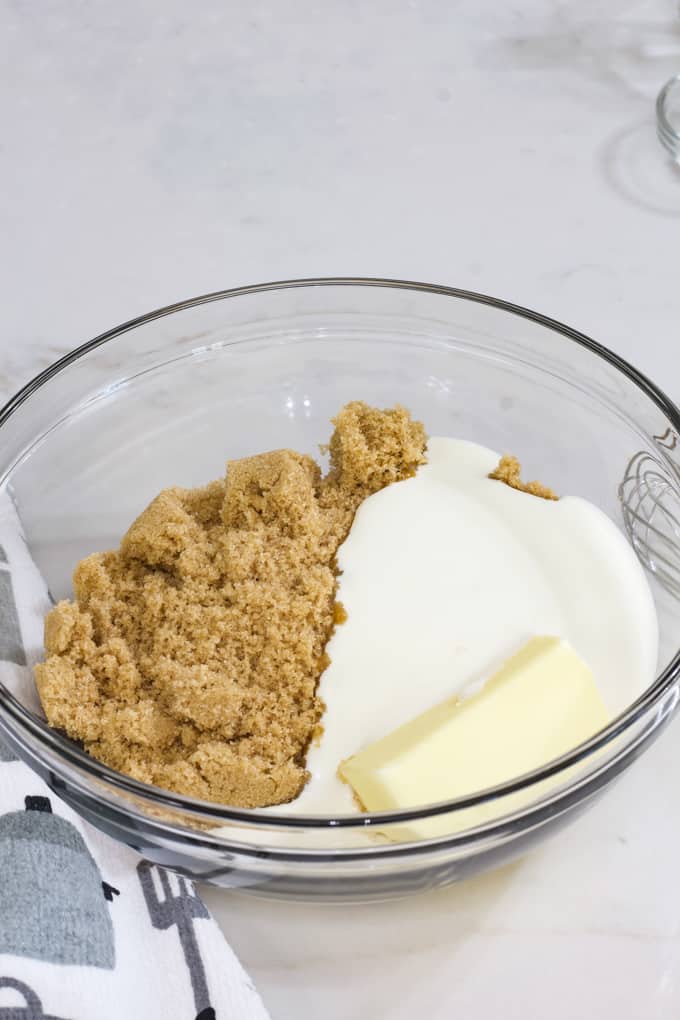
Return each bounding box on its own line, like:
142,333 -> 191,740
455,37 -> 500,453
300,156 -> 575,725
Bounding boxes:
619,447 -> 680,599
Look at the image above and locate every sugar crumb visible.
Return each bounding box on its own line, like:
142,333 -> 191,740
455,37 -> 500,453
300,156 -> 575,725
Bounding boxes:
489,455 -> 558,501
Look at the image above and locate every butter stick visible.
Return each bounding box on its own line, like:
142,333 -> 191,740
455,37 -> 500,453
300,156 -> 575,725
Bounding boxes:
338,636 -> 609,838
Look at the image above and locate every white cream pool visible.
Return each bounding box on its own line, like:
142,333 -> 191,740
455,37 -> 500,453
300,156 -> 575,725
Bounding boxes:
282,436 -> 659,816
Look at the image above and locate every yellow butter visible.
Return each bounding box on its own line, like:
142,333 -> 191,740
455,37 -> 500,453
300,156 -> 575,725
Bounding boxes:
338,636 -> 610,839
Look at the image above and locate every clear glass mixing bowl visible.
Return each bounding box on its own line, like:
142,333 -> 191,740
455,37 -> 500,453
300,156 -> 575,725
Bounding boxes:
657,73 -> 680,161
1,278 -> 679,902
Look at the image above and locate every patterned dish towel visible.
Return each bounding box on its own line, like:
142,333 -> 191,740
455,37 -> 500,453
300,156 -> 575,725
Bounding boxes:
0,493 -> 270,1020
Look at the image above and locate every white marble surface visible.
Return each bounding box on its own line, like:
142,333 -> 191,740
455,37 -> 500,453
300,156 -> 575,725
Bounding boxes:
2,1 -> 680,1016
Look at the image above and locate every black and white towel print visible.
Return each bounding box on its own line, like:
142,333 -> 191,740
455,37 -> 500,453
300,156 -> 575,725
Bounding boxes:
0,494 -> 269,1020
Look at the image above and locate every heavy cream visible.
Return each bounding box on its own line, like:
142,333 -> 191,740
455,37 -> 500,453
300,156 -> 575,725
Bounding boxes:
284,437 -> 659,816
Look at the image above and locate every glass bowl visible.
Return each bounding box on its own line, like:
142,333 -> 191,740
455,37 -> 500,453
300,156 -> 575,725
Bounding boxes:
657,73 -> 680,162
1,278 -> 679,902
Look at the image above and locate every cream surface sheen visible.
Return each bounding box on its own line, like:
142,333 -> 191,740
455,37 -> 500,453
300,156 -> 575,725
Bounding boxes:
284,437 -> 659,815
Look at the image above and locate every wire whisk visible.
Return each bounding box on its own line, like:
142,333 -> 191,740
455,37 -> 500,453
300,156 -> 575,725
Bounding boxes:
619,448 -> 680,599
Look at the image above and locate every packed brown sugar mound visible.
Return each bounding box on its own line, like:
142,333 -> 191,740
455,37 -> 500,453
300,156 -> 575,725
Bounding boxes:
35,402 -> 427,808
489,455 -> 559,501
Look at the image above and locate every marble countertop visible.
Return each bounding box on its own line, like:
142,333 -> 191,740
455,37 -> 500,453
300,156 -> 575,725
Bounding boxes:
2,1 -> 680,1016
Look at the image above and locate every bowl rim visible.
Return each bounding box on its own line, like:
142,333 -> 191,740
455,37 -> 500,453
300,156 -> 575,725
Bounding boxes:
2,275 -> 680,836
656,73 -> 680,157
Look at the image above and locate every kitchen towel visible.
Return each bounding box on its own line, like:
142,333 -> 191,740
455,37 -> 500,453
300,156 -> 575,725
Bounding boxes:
0,493 -> 270,1020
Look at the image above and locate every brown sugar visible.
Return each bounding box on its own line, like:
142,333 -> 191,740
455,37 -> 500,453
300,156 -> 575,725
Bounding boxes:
35,402 -> 427,808
333,602 -> 348,626
489,455 -> 558,501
